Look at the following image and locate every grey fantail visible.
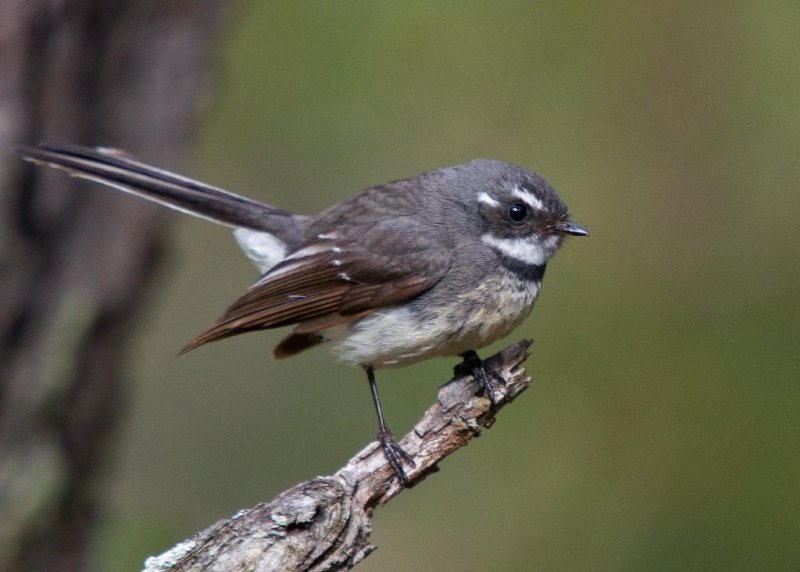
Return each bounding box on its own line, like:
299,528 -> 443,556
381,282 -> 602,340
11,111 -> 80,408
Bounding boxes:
16,144 -> 588,483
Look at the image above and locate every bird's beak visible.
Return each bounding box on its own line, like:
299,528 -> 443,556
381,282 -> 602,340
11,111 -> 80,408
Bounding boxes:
555,221 -> 589,237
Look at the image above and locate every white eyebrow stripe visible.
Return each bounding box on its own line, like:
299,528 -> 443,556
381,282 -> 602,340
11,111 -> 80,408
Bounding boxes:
477,191 -> 501,207
511,186 -> 545,211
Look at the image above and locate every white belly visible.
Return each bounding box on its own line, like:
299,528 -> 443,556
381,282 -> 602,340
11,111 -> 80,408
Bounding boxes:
327,277 -> 541,368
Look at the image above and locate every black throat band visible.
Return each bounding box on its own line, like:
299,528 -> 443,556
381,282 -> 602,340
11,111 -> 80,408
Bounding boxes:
498,257 -> 547,282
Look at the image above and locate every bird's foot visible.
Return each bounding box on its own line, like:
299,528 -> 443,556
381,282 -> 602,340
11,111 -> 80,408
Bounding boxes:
378,428 -> 416,485
455,350 -> 506,408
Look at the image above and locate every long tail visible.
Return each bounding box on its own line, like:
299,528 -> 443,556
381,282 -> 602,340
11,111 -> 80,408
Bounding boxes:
15,143 -> 310,243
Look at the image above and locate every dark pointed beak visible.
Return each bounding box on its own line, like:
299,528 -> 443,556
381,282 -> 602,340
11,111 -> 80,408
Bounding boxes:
556,221 -> 589,237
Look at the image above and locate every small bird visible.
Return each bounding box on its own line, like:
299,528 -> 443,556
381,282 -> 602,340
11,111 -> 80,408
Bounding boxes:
16,144 -> 587,483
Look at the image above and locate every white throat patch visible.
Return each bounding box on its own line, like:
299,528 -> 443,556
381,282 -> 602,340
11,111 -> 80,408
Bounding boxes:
481,233 -> 559,266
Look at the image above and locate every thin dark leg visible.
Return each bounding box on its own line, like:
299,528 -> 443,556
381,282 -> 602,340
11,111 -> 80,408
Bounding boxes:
455,350 -> 506,408
365,366 -> 415,484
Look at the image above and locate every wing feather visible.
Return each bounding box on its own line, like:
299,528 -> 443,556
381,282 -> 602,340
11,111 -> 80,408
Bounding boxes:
183,230 -> 452,353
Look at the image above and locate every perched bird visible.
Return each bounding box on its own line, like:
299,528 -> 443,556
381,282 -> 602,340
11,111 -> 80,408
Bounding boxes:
16,144 -> 587,483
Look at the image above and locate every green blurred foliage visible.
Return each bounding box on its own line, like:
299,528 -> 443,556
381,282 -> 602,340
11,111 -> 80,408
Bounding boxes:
93,2 -> 800,570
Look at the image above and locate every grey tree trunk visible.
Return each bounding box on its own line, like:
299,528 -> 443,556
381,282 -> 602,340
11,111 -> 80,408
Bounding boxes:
0,2 -> 230,570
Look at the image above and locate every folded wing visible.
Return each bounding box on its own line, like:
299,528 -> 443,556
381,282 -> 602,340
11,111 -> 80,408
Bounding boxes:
183,225 -> 452,356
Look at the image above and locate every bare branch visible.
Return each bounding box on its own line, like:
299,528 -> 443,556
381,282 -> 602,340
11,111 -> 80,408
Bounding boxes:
143,340 -> 533,572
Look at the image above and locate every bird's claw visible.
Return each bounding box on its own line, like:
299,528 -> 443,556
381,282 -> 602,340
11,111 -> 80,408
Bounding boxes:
456,350 -> 506,409
378,428 -> 415,485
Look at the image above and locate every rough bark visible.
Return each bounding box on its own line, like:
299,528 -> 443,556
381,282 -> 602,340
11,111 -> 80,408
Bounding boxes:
143,340 -> 533,572
0,2 -> 231,570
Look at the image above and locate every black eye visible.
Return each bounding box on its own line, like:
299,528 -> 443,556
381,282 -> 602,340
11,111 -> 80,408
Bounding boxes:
509,202 -> 528,222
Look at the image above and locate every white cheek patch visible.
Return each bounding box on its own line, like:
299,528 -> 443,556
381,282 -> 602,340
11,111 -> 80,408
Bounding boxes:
233,228 -> 288,273
512,185 -> 545,211
481,233 -> 559,266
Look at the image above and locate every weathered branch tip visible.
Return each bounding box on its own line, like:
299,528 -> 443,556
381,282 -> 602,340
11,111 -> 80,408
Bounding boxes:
143,339 -> 534,572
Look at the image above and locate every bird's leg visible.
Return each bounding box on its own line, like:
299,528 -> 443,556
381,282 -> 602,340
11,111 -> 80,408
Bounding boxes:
365,366 -> 415,485
455,350 -> 506,408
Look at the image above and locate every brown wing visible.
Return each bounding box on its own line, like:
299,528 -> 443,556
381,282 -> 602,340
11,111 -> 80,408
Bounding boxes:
182,230 -> 452,354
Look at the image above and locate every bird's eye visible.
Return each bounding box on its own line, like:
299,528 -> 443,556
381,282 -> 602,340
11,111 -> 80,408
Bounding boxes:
509,202 -> 528,222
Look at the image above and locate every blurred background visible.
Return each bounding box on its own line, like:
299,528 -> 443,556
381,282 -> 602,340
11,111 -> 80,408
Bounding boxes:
12,2 -> 800,570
